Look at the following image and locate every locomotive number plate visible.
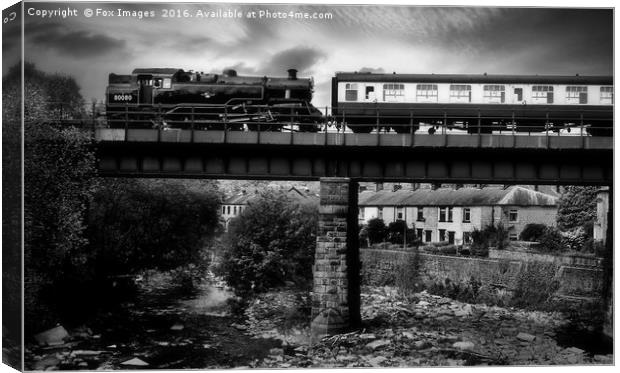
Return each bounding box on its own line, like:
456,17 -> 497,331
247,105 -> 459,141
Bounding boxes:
112,94 -> 134,101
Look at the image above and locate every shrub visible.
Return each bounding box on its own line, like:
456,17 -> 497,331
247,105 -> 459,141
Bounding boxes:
511,262 -> 560,309
395,249 -> 422,295
519,223 -> 547,241
538,226 -> 565,252
366,218 -> 387,244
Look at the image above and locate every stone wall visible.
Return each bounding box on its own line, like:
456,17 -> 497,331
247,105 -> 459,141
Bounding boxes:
360,248 -> 605,306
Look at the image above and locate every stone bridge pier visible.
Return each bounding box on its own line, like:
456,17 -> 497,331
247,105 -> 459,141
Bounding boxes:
311,178 -> 361,340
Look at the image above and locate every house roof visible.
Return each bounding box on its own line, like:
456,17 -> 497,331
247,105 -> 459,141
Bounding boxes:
223,186 -> 317,205
359,186 -> 557,207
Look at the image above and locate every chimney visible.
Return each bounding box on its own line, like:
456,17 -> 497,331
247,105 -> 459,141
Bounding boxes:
287,69 -> 298,80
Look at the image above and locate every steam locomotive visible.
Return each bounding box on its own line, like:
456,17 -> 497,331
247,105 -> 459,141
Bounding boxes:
332,72 -> 613,135
106,68 -> 323,131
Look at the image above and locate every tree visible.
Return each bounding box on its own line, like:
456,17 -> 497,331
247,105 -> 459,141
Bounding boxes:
13,62 -> 99,331
366,218 -> 387,244
219,192 -> 318,296
86,179 -> 222,276
387,220 -> 416,245
556,186 -> 598,231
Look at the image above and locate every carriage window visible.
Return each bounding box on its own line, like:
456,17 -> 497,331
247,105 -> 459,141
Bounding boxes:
566,86 -> 587,103
365,86 -> 375,99
162,78 -> 172,89
450,85 -> 471,98
600,86 -> 613,103
416,84 -> 438,98
383,83 -> 405,101
153,78 -> 162,88
345,83 -> 358,101
483,85 -> 505,97
532,85 -> 553,98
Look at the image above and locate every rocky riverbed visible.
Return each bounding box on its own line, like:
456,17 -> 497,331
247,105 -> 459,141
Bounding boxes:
25,276 -> 613,370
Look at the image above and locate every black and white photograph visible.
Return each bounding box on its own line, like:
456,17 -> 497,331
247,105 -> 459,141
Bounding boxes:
1,0 -> 616,370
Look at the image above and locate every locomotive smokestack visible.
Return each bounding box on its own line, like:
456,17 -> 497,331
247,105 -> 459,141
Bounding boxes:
223,69 -> 237,77
287,69 -> 298,80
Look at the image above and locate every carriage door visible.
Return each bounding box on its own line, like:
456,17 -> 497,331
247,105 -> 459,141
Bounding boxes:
579,91 -> 588,104
137,74 -> 154,104
547,91 -> 554,104
514,88 -> 523,102
365,86 -> 376,101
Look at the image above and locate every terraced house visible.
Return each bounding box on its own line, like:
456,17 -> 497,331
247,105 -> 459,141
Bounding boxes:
358,186 -> 558,246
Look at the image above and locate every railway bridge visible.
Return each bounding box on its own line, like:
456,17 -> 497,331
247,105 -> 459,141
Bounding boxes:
95,128 -> 613,339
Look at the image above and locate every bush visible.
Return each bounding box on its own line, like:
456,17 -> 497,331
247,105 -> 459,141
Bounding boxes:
219,192 -> 318,297
366,218 -> 387,244
520,223 -> 547,241
538,226 -> 565,252
511,262 -> 560,309
395,249 -> 422,295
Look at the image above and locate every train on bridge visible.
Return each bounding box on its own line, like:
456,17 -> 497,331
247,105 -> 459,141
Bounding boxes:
105,68 -> 613,136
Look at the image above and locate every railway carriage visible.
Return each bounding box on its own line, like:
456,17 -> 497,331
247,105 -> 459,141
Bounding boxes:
331,73 -> 613,135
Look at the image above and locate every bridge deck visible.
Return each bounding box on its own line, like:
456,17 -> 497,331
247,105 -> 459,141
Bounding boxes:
95,129 -> 612,150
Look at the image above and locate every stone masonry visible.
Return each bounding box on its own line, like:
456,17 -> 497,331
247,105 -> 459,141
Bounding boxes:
311,178 -> 361,340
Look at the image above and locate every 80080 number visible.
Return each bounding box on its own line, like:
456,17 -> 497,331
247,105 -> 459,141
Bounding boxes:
113,94 -> 133,101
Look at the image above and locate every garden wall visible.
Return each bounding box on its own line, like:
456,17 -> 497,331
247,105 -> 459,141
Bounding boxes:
360,248 -> 605,307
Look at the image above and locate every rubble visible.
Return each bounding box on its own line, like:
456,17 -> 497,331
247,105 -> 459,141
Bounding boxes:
34,325 -> 69,346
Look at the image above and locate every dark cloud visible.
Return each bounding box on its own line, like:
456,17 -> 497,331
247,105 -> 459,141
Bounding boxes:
259,46 -> 326,76
26,22 -> 127,58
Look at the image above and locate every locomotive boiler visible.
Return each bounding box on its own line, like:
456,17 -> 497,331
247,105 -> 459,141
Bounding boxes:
106,68 -> 323,131
331,72 -> 613,136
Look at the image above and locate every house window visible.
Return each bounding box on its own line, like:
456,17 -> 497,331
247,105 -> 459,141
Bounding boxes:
416,228 -> 423,239
448,231 -> 455,244
397,207 -> 404,220
439,207 -> 447,222
233,206 -> 237,214
600,86 -> 613,103
509,233 -> 518,241
463,232 -> 472,244
462,208 -> 471,223
222,206 -> 226,214
449,84 -> 471,101
425,230 -> 432,242
532,85 -> 554,103
509,209 -> 518,223
227,206 -> 230,214
439,229 -> 446,242
416,84 -> 438,99
345,83 -> 358,101
417,207 -> 424,221
383,83 -> 405,101
447,207 -> 453,222
566,86 -> 587,104
378,207 -> 383,219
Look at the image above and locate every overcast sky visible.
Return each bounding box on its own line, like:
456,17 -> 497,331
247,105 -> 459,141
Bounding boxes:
4,1 -> 614,108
